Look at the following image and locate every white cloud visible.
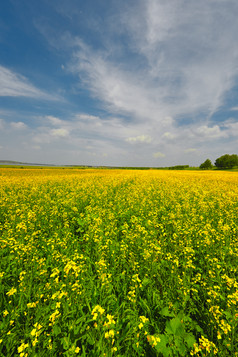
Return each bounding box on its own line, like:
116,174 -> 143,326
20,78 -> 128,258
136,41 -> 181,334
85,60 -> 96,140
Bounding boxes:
0,65 -> 58,100
0,119 -> 5,129
46,115 -> 65,126
10,121 -> 27,130
76,114 -> 100,121
223,120 -> 238,136
32,126 -> 70,144
69,0 -> 238,127
194,125 -> 226,139
50,128 -> 69,137
1,0 -> 238,167
126,135 -> 152,143
184,148 -> 197,153
162,132 -> 175,140
162,117 -> 174,127
153,152 -> 165,158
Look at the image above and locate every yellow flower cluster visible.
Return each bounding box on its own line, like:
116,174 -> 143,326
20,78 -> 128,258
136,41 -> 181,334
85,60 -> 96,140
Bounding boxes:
6,287 -> 17,296
190,336 -> 218,355
138,315 -> 149,329
1,167 -> 238,355
18,342 -> 29,356
92,305 -> 105,320
147,334 -> 161,347
49,309 -> 61,325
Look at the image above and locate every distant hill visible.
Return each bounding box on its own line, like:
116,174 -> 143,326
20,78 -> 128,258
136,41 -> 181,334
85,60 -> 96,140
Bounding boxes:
0,160 -> 52,166
0,160 -> 24,164
0,160 -> 196,170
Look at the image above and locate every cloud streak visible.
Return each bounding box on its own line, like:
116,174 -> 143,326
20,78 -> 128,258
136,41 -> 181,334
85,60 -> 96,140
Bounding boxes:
0,65 -> 58,100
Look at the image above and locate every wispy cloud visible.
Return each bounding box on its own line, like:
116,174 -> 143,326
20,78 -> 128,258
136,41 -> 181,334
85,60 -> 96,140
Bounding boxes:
0,65 -> 58,100
69,0 -> 238,126
1,0 -> 238,166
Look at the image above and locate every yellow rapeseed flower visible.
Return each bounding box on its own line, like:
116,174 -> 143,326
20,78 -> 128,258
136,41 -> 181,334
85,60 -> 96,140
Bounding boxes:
6,287 -> 17,296
18,343 -> 29,353
31,328 -> 37,336
105,330 -> 115,339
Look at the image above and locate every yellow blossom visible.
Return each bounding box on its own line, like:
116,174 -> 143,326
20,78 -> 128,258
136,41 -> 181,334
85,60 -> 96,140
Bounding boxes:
6,287 -> 17,296
105,330 -> 115,339
18,343 -> 29,353
91,305 -> 105,320
147,335 -> 161,347
139,316 -> 149,324
31,328 -> 37,336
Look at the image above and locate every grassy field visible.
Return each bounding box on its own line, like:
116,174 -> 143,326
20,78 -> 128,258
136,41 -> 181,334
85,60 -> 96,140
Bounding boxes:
0,168 -> 238,356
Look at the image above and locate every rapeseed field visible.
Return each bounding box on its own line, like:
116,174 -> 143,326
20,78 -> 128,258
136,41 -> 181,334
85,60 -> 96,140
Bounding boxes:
0,168 -> 237,356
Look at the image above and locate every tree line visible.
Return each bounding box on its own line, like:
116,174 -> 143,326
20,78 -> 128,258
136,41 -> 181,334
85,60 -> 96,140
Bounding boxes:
200,154 -> 238,169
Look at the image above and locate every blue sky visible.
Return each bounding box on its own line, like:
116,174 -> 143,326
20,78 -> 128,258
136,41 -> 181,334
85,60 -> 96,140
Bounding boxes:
0,0 -> 238,166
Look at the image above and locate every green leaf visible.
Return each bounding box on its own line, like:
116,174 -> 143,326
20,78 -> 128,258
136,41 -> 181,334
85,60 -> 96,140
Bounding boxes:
74,324 -> 81,334
224,310 -> 232,320
184,333 -> 196,349
142,277 -> 151,286
154,334 -> 170,357
174,336 -> 186,355
53,324 -> 61,336
160,306 -> 175,317
166,317 -> 185,336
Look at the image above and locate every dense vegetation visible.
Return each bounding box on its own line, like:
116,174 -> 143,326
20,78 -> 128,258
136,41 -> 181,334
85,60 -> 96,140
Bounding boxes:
199,159 -> 213,170
199,154 -> 238,170
0,168 -> 238,356
215,154 -> 238,169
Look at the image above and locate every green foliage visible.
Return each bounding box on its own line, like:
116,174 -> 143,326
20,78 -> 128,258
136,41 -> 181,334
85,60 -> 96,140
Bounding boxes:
215,154 -> 238,169
168,165 -> 190,170
199,159 -> 213,170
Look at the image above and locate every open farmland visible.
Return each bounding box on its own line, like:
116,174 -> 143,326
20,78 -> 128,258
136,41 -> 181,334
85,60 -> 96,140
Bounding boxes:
0,168 -> 238,356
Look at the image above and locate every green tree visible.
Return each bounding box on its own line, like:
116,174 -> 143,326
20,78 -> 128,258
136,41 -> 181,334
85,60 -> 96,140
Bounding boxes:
199,159 -> 213,169
215,154 -> 238,169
